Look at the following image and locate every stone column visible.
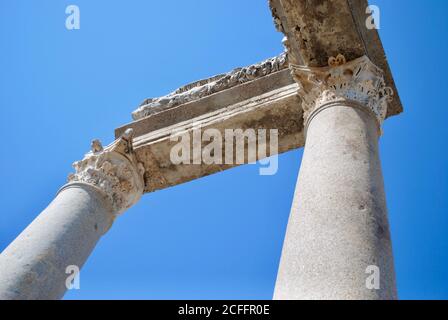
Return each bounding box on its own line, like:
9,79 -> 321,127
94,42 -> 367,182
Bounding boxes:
0,129 -> 145,300
274,55 -> 397,300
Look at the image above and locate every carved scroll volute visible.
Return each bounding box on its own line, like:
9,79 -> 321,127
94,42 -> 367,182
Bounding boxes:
290,54 -> 394,128
68,128 -> 145,215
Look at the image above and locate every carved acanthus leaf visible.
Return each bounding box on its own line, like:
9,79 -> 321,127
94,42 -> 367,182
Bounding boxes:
68,129 -> 145,215
291,55 -> 393,126
132,53 -> 288,120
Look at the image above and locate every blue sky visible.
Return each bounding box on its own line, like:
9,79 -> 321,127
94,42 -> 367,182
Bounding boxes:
0,0 -> 447,300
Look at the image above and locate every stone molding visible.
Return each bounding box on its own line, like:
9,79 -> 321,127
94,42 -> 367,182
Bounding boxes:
67,129 -> 145,215
291,54 -> 393,128
132,53 -> 288,120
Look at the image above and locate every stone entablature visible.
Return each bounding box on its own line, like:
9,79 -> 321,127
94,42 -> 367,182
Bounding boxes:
268,0 -> 402,118
132,53 -> 288,120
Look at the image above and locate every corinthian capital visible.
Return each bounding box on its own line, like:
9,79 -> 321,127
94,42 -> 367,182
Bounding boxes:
68,129 -> 145,215
291,55 -> 393,127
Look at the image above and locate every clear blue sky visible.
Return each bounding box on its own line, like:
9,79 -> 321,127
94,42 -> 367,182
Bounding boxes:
0,0 -> 447,300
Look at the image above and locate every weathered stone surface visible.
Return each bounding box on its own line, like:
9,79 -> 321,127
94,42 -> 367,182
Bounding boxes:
0,0 -> 403,301
116,0 -> 403,194
0,130 -> 145,299
269,0 -> 402,117
132,53 -> 288,121
0,184 -> 114,300
274,44 -> 397,300
274,102 -> 397,300
68,128 -> 145,214
292,54 -> 393,127
116,68 -> 302,194
270,0 -> 365,66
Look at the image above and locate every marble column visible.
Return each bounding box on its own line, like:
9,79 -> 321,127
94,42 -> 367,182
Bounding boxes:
274,55 -> 397,300
0,129 -> 145,300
